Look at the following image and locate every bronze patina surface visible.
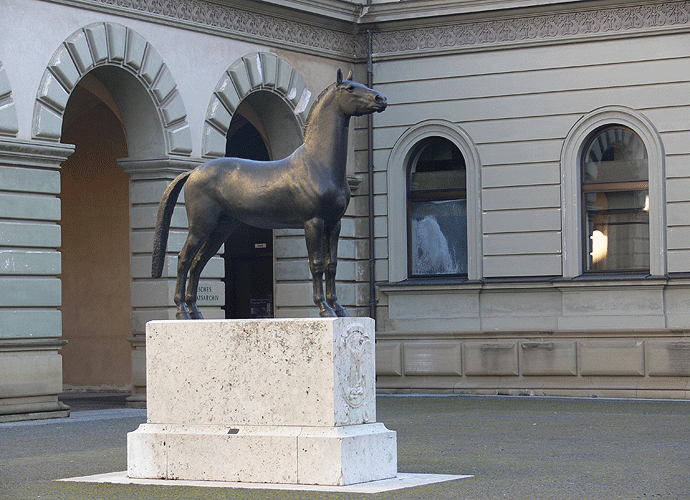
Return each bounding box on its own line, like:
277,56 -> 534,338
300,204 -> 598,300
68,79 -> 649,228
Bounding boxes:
151,70 -> 387,319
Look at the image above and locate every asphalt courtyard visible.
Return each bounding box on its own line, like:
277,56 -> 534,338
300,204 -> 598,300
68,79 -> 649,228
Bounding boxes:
1,393 -> 689,499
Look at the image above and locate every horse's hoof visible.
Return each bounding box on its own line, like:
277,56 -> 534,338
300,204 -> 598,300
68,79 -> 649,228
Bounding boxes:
176,310 -> 192,320
328,300 -> 349,317
319,306 -> 337,317
187,303 -> 204,320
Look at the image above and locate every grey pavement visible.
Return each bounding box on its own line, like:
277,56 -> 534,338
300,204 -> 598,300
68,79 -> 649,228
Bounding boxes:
1,393 -> 689,499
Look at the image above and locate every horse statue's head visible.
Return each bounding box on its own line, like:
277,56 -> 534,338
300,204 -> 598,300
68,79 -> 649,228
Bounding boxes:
335,69 -> 387,117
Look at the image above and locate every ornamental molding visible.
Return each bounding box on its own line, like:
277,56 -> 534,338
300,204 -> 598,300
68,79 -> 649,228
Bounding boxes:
0,137 -> 75,167
47,0 -> 690,60
0,60 -> 18,138
370,1 -> 690,58
47,0 -> 363,59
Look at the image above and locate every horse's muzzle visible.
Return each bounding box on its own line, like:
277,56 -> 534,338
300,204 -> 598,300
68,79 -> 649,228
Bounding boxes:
375,94 -> 388,112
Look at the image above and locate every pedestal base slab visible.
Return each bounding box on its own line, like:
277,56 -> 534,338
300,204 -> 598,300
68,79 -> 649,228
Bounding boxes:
128,422 -> 396,486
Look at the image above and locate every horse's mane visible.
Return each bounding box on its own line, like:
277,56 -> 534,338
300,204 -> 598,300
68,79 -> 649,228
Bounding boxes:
303,82 -> 336,140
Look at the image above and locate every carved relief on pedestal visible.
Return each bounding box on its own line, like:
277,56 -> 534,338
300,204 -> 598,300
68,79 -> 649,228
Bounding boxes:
341,322 -> 371,409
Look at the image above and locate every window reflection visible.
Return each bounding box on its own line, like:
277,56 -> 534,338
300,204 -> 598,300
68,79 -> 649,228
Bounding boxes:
408,137 -> 467,277
582,126 -> 649,272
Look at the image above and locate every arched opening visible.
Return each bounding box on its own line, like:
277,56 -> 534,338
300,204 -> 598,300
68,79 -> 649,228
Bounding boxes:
59,70 -> 131,390
581,126 -> 649,272
222,91 -> 303,319
407,136 -> 468,277
387,120 -> 483,282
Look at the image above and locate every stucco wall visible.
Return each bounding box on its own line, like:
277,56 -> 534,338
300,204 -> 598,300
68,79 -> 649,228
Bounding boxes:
369,12 -> 690,396
2,0 -> 690,408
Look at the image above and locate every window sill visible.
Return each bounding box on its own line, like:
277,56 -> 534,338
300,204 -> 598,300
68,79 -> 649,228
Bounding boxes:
379,274 -> 673,293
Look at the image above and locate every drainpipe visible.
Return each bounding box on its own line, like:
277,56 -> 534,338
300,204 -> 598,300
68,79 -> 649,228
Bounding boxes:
366,29 -> 377,320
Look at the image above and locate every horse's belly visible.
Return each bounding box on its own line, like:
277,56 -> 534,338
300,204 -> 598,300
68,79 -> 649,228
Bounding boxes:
189,163 -> 349,229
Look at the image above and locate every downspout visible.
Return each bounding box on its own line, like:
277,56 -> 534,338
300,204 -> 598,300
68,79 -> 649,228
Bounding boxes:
366,28 -> 377,320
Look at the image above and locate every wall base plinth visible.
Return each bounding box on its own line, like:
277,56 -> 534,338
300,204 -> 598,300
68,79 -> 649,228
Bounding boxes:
128,422 -> 396,486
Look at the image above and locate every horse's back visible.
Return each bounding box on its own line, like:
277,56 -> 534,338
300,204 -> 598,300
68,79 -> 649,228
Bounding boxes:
184,155 -> 310,229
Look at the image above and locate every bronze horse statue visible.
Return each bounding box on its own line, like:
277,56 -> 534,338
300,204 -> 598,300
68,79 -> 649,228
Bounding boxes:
151,69 -> 387,319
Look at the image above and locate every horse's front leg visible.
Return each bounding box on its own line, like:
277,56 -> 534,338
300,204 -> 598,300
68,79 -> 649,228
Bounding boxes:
305,218 -> 336,317
325,221 -> 348,317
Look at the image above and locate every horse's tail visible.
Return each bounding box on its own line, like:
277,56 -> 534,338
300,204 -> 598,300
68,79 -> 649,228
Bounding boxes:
151,171 -> 191,278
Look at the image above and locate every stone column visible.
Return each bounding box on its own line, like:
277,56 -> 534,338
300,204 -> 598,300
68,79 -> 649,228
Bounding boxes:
119,157 -> 225,406
0,138 -> 74,422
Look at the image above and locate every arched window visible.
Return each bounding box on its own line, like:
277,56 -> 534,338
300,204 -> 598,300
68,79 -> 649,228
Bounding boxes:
582,126 -> 649,272
387,120 -> 482,282
561,106 -> 665,278
407,137 -> 467,276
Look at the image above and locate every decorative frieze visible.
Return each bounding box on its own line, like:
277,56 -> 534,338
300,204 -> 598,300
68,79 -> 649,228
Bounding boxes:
372,1 -> 690,57
51,0 -> 362,58
48,0 -> 690,60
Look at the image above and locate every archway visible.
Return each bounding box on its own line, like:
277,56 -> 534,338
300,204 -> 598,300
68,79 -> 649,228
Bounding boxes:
205,53 -> 308,319
34,23 -> 192,398
222,91 -> 303,318
59,71 -> 131,389
223,112 -> 272,319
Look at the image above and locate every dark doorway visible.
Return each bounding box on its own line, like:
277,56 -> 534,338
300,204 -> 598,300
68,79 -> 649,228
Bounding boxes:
223,114 -> 274,319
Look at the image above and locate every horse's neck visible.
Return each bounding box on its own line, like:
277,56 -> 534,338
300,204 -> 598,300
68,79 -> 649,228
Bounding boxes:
303,96 -> 349,179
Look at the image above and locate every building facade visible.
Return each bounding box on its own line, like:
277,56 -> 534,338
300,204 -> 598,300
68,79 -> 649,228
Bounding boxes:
1,0 -> 689,420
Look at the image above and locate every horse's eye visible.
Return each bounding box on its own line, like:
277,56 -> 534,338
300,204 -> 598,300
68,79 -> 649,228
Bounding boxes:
345,85 -> 355,93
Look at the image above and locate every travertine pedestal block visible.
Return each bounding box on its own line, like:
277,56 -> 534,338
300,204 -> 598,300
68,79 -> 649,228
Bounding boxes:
127,318 -> 397,486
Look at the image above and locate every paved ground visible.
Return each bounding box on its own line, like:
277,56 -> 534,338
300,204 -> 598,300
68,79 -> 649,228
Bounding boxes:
1,393 -> 689,499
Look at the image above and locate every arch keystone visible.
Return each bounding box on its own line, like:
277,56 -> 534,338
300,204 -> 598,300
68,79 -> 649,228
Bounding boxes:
65,31 -> 93,74
125,29 -> 147,71
107,24 -> 127,62
49,46 -> 80,91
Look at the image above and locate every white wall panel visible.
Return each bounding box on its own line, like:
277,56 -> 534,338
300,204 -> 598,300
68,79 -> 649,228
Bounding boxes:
376,33 -> 690,83
483,231 -> 561,256
483,163 -> 560,188
483,185 -> 560,211
483,208 -> 561,234
483,254 -> 562,277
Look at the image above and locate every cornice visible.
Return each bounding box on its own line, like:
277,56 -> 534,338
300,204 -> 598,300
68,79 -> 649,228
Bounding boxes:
44,0 -> 362,59
43,0 -> 690,62
235,0 -> 361,23
368,0 -> 690,59
0,138 -> 75,168
360,0 -> 589,24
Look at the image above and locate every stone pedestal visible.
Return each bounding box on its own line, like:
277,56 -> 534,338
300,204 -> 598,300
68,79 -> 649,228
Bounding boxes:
127,318 -> 397,486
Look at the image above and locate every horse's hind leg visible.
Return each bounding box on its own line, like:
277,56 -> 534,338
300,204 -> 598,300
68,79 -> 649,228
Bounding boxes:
305,217 -> 336,317
185,220 -> 238,319
175,229 -> 210,320
324,220 -> 348,317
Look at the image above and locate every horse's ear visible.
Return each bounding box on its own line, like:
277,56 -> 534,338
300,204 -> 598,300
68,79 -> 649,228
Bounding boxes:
346,69 -> 353,82
337,69 -> 343,85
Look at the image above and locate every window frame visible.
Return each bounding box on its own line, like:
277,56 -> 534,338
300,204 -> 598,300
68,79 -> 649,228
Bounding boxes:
407,136 -> 468,278
387,120 -> 482,282
561,106 -> 666,278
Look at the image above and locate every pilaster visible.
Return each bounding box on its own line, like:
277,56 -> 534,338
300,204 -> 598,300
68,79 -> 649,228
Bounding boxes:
0,138 -> 73,421
119,157 -> 225,405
